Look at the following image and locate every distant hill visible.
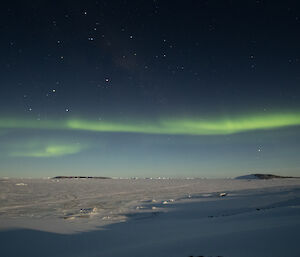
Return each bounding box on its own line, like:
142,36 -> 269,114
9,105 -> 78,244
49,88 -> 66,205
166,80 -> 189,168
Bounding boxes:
235,174 -> 299,180
52,176 -> 111,179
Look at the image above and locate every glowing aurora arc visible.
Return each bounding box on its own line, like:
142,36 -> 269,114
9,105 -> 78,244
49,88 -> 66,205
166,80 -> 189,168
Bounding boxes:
10,143 -> 84,158
1,112 -> 300,136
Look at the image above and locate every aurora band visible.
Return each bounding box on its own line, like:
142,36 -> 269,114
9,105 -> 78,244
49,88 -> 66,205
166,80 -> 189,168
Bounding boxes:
1,112 -> 300,136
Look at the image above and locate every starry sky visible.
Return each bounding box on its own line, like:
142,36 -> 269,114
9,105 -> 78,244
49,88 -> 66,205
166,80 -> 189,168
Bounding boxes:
1,0 -> 300,178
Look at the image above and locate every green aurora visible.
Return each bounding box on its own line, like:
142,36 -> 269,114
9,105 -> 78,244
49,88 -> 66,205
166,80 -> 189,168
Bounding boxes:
1,111 -> 300,135
9,142 -> 85,158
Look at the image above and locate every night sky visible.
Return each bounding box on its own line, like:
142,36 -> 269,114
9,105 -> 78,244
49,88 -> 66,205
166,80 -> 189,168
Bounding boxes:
1,0 -> 300,178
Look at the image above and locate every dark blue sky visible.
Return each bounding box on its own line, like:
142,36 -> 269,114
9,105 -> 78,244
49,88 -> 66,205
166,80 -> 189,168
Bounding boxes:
1,0 -> 300,178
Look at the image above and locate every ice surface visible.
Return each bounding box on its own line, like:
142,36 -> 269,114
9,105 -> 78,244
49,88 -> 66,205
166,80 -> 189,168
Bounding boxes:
1,177 -> 300,233
1,178 -> 300,256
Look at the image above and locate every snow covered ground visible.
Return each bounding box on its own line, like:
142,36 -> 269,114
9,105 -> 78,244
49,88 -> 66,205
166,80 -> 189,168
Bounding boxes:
1,177 -> 300,257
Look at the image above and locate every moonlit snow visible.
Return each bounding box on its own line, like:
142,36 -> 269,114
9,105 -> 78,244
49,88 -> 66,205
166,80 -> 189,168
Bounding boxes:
1,177 -> 300,257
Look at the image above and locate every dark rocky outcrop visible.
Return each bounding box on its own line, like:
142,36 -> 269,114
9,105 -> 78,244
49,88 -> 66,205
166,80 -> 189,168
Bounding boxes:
235,174 -> 299,180
52,176 -> 111,179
